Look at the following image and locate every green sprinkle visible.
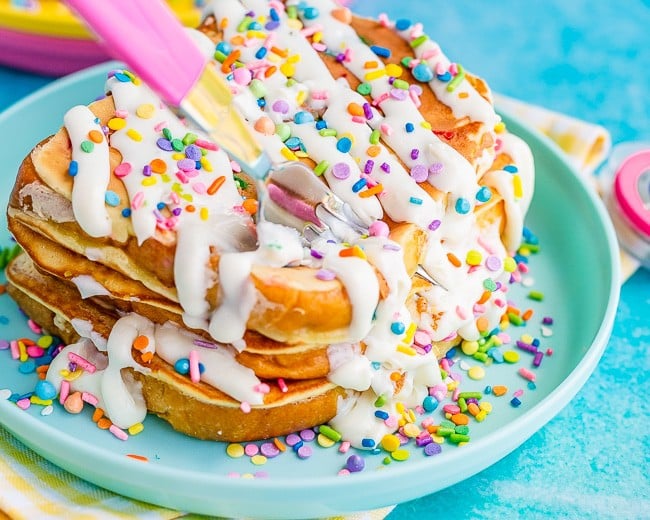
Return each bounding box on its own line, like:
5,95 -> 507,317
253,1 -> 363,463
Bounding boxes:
314,160 -> 329,176
473,351 -> 488,363
319,128 -> 337,137
382,456 -> 392,465
457,397 -> 468,413
437,427 -> 455,437
249,78 -> 267,98
521,242 -> 541,253
318,424 -> 342,442
275,123 -> 291,142
162,128 -> 173,140
454,425 -> 470,435
369,129 -> 381,144
439,369 -> 448,380
458,392 -> 483,400
80,141 -> 94,153
287,5 -> 297,18
359,35 -> 373,46
528,290 -> 545,301
374,394 -> 387,407
440,420 -> 455,429
182,133 -> 197,146
410,35 -> 428,48
449,433 -> 470,443
507,312 -> 525,326
446,64 -> 466,92
479,336 -> 496,352
214,50 -> 227,63
483,278 -> 498,292
171,138 -> 184,151
401,56 -> 413,68
237,15 -> 253,32
286,78 -> 297,87
392,79 -> 409,90
357,82 -> 372,96
233,175 -> 248,190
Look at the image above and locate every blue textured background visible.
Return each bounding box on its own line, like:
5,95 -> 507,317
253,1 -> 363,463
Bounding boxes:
0,1 -> 648,519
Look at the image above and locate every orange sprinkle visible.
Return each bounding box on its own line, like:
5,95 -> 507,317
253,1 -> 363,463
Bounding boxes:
92,408 -> 104,422
458,92 -> 469,99
126,454 -> 149,462
447,252 -> 462,267
242,198 -> 258,215
185,205 -> 196,213
347,102 -> 364,116
476,316 -> 489,333
358,183 -> 383,198
132,335 -> 149,351
207,176 -> 226,195
522,309 -> 534,321
339,245 -> 367,260
389,371 -> 402,382
366,145 -> 381,157
36,365 -> 49,375
427,424 -> 439,434
229,35 -> 244,46
467,402 -> 480,417
0,284 -> 5,294
270,46 -> 288,58
220,17 -> 229,29
38,372 -> 46,380
150,158 -> 167,174
273,437 -> 287,452
492,385 -> 508,396
140,351 -> 154,364
265,65 -> 277,78
450,413 -> 469,426
221,48 -> 241,73
506,305 -> 521,316
97,418 -> 112,430
88,130 -> 104,143
364,60 -> 379,69
477,290 -> 491,305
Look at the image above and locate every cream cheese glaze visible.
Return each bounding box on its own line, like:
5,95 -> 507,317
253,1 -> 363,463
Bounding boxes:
40,0 -> 535,447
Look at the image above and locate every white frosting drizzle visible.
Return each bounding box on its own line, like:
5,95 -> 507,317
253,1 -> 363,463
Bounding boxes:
63,105 -> 112,238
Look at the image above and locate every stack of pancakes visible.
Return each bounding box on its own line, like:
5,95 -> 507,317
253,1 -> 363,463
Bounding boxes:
4,0 -> 534,445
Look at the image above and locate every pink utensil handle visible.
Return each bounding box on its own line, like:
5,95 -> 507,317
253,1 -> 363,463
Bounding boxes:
63,0 -> 206,105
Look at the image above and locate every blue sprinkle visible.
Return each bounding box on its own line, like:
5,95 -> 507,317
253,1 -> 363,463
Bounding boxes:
34,356 -> 52,367
156,202 -> 166,210
455,197 -> 471,214
532,338 -> 541,347
484,385 -> 492,394
0,316 -> 7,325
105,191 -> 120,207
285,136 -> 302,150
292,439 -> 304,451
446,347 -> 457,359
514,253 -> 529,264
413,62 -> 434,82
489,327 -> 500,337
315,120 -> 328,130
395,19 -> 412,31
503,164 -> 518,173
336,136 -> 352,153
476,186 -> 492,203
68,160 -> 78,177
269,7 -> 280,21
437,71 -> 452,82
374,410 -> 390,420
303,6 -> 319,19
257,98 -> 266,108
510,397 -> 522,407
352,178 -> 367,193
18,360 -> 36,374
35,380 -> 57,400
361,438 -> 376,448
199,362 -> 205,374
489,348 -> 504,363
370,45 -> 390,58
523,226 -> 539,244
528,381 -> 537,390
255,47 -> 268,59
294,111 -> 314,124
216,41 -> 231,55
405,122 -> 415,133
390,321 -> 406,335
121,208 -> 132,218
114,72 -> 131,83
248,21 -> 263,31
423,396 -> 438,412
195,161 -> 202,170
174,358 -> 190,375
371,361 -> 381,370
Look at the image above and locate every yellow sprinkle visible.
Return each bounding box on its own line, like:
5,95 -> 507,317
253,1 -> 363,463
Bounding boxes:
458,92 -> 469,99
126,129 -> 142,142
200,207 -> 209,221
267,53 -> 281,64
226,443 -> 245,458
420,121 -> 432,130
313,31 -> 323,43
391,448 -> 410,461
286,18 -> 303,30
286,54 -> 301,64
364,69 -> 386,81
250,454 -> 268,465
381,434 -> 400,452
385,63 -> 403,77
181,193 -> 193,202
521,334 -> 534,344
200,157 -> 213,172
475,410 -> 488,422
395,402 -> 405,414
503,350 -> 520,363
246,30 -> 266,39
136,103 -> 155,119
513,174 -> 523,198
402,423 -> 420,438
141,177 -> 157,187
18,341 -> 27,362
172,183 -> 183,193
295,151 -> 309,158
403,322 -> 417,344
128,423 -> 144,435
280,62 -> 295,77
63,369 -> 82,381
281,147 -> 298,161
503,257 -> 517,272
29,396 -> 52,406
397,417 -> 406,427
317,433 -> 335,448
37,336 -> 53,348
479,401 -> 493,413
461,340 -> 479,356
132,77 -> 142,86
396,345 -> 416,356
161,174 -> 171,183
172,152 -> 185,160
406,408 -> 416,423
107,118 -> 126,130
468,366 -> 486,380
494,121 -> 506,134
241,473 -> 255,479
466,249 -> 483,266
296,89 -> 307,106
432,434 -> 445,444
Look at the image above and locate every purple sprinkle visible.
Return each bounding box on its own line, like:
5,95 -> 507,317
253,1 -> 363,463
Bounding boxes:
285,433 -> 301,447
272,100 -> 290,114
533,350 -> 544,367
193,339 -> 218,349
335,53 -> 346,63
485,255 -> 502,271
346,454 -> 365,472
297,445 -> 313,459
516,340 -> 538,353
316,269 -> 336,281
428,219 -> 441,231
172,207 -> 182,216
429,162 -> 444,174
424,442 -> 442,456
542,316 -> 554,325
68,362 -> 77,372
363,102 -> 373,119
331,162 -> 350,180
142,164 -> 152,177
415,434 -> 433,447
383,244 -> 401,251
410,148 -> 420,160
0,340 -> 9,350
265,20 -> 280,30
380,162 -> 391,173
177,158 -> 196,172
410,164 -> 428,183
409,84 -> 423,96
300,429 -> 316,442
185,144 -> 202,161
422,343 -> 433,353
364,160 -> 374,174
310,249 -> 324,259
260,442 -> 280,458
390,88 -> 408,100
156,138 -> 173,151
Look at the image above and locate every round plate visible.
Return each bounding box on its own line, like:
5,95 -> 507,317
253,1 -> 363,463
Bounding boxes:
0,63 -> 620,519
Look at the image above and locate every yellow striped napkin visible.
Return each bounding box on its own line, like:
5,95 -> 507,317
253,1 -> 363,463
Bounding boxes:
0,99 -> 620,520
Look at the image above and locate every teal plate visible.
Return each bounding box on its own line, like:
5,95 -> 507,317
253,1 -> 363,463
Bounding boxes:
0,63 -> 620,519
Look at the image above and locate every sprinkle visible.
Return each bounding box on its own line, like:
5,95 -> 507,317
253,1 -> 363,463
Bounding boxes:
336,137 -> 352,153
104,191 -> 120,207
277,378 -> 288,393
446,64 -> 466,92
80,141 -> 94,153
331,162 -> 351,180
467,366 -> 486,380
528,290 -> 544,301
359,183 -> 383,198
503,351 -> 520,363
68,161 -> 78,176
447,252 -> 462,267
318,425 -> 342,442
346,454 -> 365,472
533,351 -> 545,367
227,443 -> 245,458
126,129 -> 142,142
88,129 -> 104,143
455,197 -> 471,214
189,350 -> 200,383
114,162 -> 132,177
410,164 -> 428,182
476,186 -> 492,203
518,368 -> 536,382
412,62 -> 433,82
67,352 -> 96,374
510,397 -> 522,408
352,178 -> 367,193
107,117 -> 126,130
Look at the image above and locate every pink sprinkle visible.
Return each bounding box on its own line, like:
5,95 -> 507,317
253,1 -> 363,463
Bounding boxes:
518,368 -> 536,382
409,90 -> 422,108
413,330 -> 431,346
455,305 -> 469,320
114,162 -> 132,178
230,160 -> 242,173
498,332 -> 511,344
153,121 -> 166,132
311,90 -> 329,100
175,171 -> 189,184
169,192 -> 180,205
16,398 -> 31,410
81,392 -> 99,406
421,417 -> 434,428
67,352 -> 96,374
430,383 -> 447,401
339,441 -> 351,453
114,109 -> 129,118
338,469 -> 351,476
192,182 -> 207,195
435,62 -> 446,75
312,42 -> 327,52
131,191 -> 144,210
378,13 -> 390,27
240,401 -> 251,413
451,387 -> 460,401
449,62 -> 459,75
244,443 -> 259,457
26,346 -> 44,358
189,350 -> 200,383
384,416 -> 398,428
494,298 -> 507,308
27,319 -> 42,334
511,270 -> 522,283
373,93 -> 390,106
380,123 -> 393,136
546,348 -> 554,356
9,340 -> 19,360
277,378 -> 288,393
195,139 -> 218,151
513,389 -> 524,398
351,115 -> 365,124
409,23 -> 424,39
254,383 -> 271,394
59,380 -> 70,405
109,424 -> 128,441
473,303 -> 487,314
440,358 -> 451,373
518,262 -> 529,274
443,404 -> 460,414
422,48 -> 440,60
300,24 -> 322,37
